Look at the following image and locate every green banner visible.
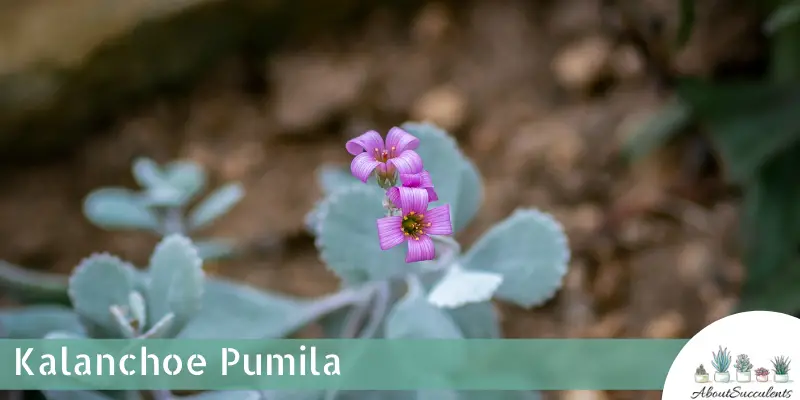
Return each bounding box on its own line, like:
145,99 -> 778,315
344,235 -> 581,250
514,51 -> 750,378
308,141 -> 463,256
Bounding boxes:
0,339 -> 686,390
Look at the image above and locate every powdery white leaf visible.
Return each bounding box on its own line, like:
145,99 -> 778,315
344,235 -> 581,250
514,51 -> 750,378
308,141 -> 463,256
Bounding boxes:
385,279 -> 463,339
43,331 -> 84,339
128,291 -> 147,329
179,277 -> 311,339
162,160 -> 207,202
461,208 -> 570,308
181,391 -> 262,400
0,306 -> 84,339
188,182 -> 245,230
446,301 -> 501,339
83,188 -> 160,231
427,264 -> 503,309
140,313 -> 175,339
109,305 -> 137,338
132,157 -> 167,189
401,122 -> 482,233
194,239 -> 237,261
43,391 -> 115,400
316,185 -> 410,284
317,165 -> 360,195
147,234 -> 204,338
68,254 -> 139,338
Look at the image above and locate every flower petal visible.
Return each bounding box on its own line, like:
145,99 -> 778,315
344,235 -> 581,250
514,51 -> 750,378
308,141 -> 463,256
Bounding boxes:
350,153 -> 382,183
346,130 -> 385,156
399,187 -> 429,216
386,187 -> 401,208
406,234 -> 435,263
419,170 -> 434,187
388,150 -> 423,174
424,204 -> 452,235
426,187 -> 439,202
398,173 -> 423,188
385,127 -> 420,154
377,216 -> 405,250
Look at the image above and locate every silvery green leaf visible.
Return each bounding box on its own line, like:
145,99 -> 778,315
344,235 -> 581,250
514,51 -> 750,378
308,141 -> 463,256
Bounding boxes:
335,392 -> 414,400
401,122 -> 482,233
385,279 -> 463,339
0,260 -> 70,304
128,291 -> 147,329
44,391 -> 116,400
304,200 -> 326,236
427,265 -> 503,309
162,160 -> 207,202
416,391 -> 459,400
179,391 -> 262,400
453,160 -> 483,232
142,185 -> 186,208
461,209 -> 570,308
194,239 -> 237,261
180,277 -> 312,339
460,392 -> 542,400
68,254 -> 139,337
147,235 -> 204,337
83,188 -> 160,231
317,165 -> 359,195
316,185 -> 411,284
0,306 -> 83,338
446,301 -> 501,339
260,390 -> 324,400
140,313 -> 175,339
44,331 -> 85,339
109,305 -> 137,338
132,157 -> 166,189
188,182 -> 245,230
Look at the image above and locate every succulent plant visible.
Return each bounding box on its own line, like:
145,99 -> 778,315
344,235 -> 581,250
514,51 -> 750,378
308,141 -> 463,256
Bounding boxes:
735,354 -> 753,372
696,364 -> 708,375
756,367 -> 770,376
711,346 -> 732,373
772,356 -> 791,375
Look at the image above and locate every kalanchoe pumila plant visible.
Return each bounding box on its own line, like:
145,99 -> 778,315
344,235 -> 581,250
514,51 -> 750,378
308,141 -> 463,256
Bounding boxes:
756,367 -> 770,376
83,157 -> 245,261
0,122 -> 569,400
735,354 -> 753,372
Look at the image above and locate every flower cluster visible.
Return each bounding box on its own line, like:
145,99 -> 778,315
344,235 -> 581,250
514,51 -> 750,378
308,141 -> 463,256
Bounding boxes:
346,127 -> 453,263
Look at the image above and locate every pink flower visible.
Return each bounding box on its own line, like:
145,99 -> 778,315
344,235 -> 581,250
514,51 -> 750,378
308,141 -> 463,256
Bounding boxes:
376,187 -> 452,263
346,127 -> 423,185
386,170 -> 438,207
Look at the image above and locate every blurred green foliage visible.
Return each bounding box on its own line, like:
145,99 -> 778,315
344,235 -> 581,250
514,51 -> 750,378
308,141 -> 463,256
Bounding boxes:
626,0 -> 800,314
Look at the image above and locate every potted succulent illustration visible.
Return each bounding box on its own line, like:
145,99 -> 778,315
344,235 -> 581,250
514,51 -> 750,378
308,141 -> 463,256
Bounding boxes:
695,364 -> 710,383
756,367 -> 770,382
711,346 -> 732,382
772,356 -> 791,383
735,354 -> 753,382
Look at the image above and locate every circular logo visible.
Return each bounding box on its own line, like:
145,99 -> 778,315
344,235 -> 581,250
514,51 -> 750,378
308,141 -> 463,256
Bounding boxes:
663,311 -> 800,399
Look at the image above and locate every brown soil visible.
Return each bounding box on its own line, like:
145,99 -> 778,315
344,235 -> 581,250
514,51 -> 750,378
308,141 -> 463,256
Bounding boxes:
0,0 -> 763,399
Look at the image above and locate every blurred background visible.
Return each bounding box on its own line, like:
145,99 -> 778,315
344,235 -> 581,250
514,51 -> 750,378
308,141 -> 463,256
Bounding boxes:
0,0 -> 780,398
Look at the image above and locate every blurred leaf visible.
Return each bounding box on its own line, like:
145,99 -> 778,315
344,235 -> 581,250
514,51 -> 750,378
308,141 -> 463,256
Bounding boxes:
128,291 -> 147,329
194,239 -> 237,261
0,306 -> 83,338
141,185 -> 186,208
317,307 -> 353,337
140,313 -> 175,339
676,79 -> 800,183
162,160 -> 207,202
132,157 -> 167,189
416,391 -> 459,400
177,391 -> 261,400
0,260 -> 70,304
737,146 -> 800,313
43,391 -> 116,400
459,392 -> 542,400
385,280 -> 463,339
461,209 -> 570,308
83,188 -> 160,231
676,0 -> 696,47
427,266 -> 503,309
317,165 -> 360,194
188,183 -> 245,230
44,331 -> 85,339
401,122 -> 483,232
316,185 -> 412,284
622,98 -> 693,161
259,390 -> 325,400
147,235 -> 204,337
446,301 -> 501,339
68,254 -> 139,338
179,277 -> 311,339
765,0 -> 800,35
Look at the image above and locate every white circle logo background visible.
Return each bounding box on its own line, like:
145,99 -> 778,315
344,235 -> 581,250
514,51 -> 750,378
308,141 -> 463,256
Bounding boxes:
662,311 -> 800,399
